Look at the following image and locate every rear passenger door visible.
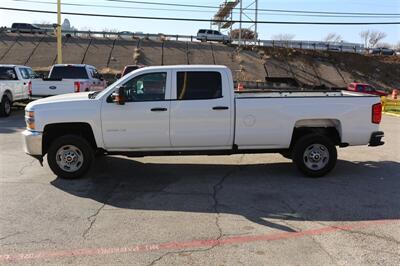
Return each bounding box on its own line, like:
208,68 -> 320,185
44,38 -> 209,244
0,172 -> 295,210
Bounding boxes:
170,70 -> 233,149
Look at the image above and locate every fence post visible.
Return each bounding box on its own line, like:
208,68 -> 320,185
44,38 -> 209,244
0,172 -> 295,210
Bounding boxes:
191,35 -> 193,42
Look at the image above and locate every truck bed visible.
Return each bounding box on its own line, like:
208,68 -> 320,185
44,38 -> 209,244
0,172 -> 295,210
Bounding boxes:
234,90 -> 381,149
234,90 -> 373,98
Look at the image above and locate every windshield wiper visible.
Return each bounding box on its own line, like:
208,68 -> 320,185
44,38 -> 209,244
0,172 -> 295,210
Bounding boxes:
88,91 -> 100,99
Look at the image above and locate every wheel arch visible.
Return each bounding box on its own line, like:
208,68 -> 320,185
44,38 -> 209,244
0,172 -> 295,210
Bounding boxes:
290,119 -> 343,149
42,122 -> 98,155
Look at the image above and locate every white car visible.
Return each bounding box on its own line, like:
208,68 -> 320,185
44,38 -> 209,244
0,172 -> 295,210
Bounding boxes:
0,65 -> 37,117
196,29 -> 231,44
31,64 -> 107,97
22,65 -> 384,179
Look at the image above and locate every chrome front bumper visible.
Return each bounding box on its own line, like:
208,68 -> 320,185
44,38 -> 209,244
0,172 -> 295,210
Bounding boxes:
22,130 -> 43,156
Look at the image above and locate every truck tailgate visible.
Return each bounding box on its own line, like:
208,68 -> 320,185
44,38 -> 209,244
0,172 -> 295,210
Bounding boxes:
31,79 -> 76,97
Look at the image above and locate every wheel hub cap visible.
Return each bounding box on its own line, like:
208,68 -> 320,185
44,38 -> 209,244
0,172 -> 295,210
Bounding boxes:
303,144 -> 329,171
56,145 -> 84,173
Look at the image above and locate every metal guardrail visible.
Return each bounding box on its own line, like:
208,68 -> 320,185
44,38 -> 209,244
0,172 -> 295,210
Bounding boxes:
0,27 -> 365,53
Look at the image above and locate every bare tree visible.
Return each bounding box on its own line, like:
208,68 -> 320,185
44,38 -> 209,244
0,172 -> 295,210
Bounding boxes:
323,33 -> 343,43
271,33 -> 295,41
368,31 -> 387,48
360,30 -> 370,48
230,28 -> 257,40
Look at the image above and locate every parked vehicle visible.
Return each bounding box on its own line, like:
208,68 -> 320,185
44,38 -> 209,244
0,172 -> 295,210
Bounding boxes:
0,65 -> 37,117
347,82 -> 388,96
11,23 -> 45,34
369,47 -> 396,56
31,64 -> 107,97
196,29 -> 231,44
115,65 -> 145,79
23,65 -> 384,179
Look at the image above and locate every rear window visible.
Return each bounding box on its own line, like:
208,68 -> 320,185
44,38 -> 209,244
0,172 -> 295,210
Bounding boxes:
177,71 -> 222,100
122,66 -> 140,76
0,67 -> 17,80
198,30 -> 206,34
49,66 -> 88,79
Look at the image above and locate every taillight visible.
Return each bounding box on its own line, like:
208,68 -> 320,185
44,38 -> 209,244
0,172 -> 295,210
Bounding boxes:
372,103 -> 382,124
28,81 -> 32,96
74,81 -> 80,93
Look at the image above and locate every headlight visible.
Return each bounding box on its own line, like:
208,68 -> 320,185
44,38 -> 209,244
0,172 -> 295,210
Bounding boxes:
25,110 -> 35,130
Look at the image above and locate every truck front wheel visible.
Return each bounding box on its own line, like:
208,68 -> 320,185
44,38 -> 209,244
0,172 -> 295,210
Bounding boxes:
292,134 -> 337,178
47,135 -> 94,179
0,96 -> 12,117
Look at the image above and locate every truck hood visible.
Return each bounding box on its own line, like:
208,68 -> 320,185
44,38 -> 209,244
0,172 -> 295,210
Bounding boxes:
27,92 -> 92,109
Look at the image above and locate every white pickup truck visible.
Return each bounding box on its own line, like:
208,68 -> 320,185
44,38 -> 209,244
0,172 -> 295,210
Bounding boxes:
0,65 -> 37,117
22,65 -> 384,179
31,64 -> 107,97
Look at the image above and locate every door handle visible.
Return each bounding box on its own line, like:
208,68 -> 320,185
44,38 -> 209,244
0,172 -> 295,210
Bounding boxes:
151,107 -> 168,112
212,106 -> 229,110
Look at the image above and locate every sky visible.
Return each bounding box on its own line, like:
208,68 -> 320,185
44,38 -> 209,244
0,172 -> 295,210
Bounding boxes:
0,0 -> 399,45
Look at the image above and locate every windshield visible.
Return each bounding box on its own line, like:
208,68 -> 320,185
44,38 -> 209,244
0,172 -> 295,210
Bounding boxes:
94,68 -> 144,99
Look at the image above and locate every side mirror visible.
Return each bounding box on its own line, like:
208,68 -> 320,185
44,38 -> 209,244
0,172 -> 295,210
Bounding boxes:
111,86 -> 126,105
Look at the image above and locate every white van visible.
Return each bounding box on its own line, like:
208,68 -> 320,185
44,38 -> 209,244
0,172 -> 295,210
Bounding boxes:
196,29 -> 230,44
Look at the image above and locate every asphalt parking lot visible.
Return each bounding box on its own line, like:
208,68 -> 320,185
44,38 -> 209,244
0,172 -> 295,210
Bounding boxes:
0,109 -> 399,265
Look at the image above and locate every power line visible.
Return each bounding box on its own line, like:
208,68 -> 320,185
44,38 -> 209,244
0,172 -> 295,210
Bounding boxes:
1,6 -> 400,25
106,0 -> 400,16
10,0 -> 400,18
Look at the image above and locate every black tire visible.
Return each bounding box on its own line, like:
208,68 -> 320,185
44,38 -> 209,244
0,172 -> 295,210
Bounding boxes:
292,134 -> 337,178
0,95 -> 12,117
47,135 -> 94,179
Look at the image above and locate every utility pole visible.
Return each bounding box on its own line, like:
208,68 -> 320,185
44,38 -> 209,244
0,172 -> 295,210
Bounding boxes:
239,0 -> 242,46
57,0 -> 62,64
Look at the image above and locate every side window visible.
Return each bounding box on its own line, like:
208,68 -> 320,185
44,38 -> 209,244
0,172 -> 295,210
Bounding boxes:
364,86 -> 373,92
19,68 -> 30,79
206,30 -> 213,35
213,31 -> 221,35
177,71 -> 222,100
356,85 -> 363,92
119,72 -> 167,102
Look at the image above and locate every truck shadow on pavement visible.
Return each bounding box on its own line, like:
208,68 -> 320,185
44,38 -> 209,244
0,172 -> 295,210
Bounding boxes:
51,157 -> 400,233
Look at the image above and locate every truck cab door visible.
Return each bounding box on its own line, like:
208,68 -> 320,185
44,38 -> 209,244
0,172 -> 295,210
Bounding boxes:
169,70 -> 233,149
101,70 -> 171,150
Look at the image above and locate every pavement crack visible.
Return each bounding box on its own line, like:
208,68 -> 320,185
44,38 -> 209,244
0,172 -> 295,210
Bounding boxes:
82,181 -> 121,240
147,155 -> 245,266
0,232 -> 22,241
82,203 -> 106,239
18,159 -> 36,175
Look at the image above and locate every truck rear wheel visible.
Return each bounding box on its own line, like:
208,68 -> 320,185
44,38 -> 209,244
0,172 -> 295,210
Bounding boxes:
292,134 -> 337,178
0,96 -> 12,117
47,135 -> 94,179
